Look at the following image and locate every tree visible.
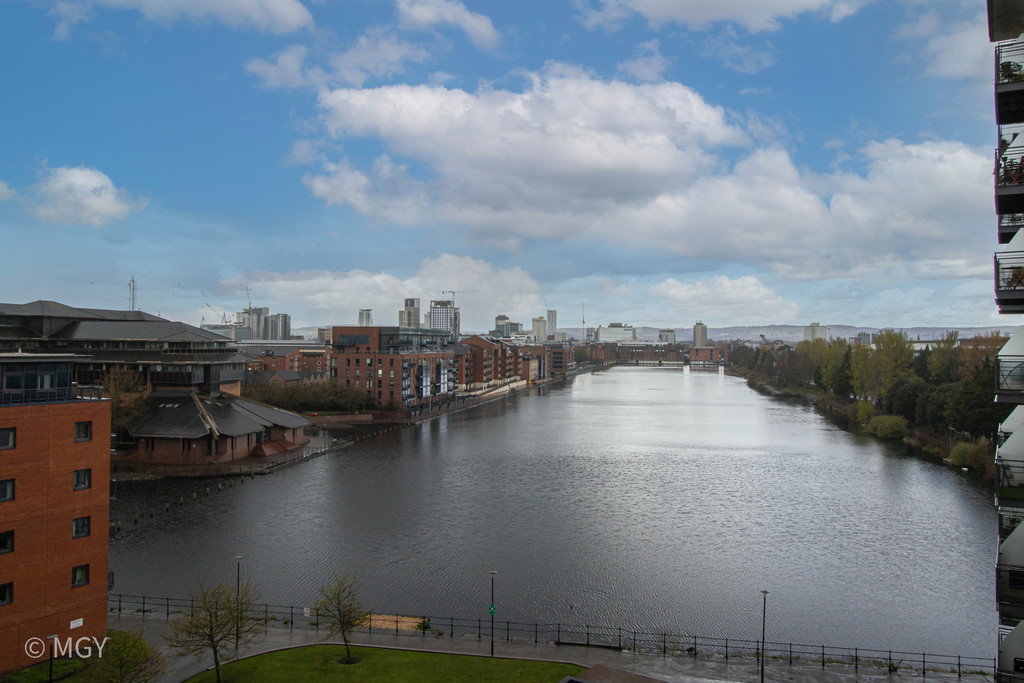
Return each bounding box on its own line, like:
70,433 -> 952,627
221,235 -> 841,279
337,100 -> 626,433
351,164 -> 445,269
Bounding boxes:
927,330 -> 961,384
312,573 -> 367,664
86,628 -> 167,683
165,580 -> 266,683
873,330 -> 915,406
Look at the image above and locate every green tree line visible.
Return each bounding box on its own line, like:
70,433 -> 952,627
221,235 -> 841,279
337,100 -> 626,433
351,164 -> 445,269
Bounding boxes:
730,331 -> 1010,470
242,378 -> 388,414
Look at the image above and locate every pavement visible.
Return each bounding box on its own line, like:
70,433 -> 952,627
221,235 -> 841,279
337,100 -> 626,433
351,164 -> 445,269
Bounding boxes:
108,612 -> 992,683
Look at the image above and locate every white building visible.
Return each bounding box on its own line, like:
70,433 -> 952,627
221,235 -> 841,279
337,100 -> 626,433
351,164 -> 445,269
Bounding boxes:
532,316 -> 548,342
428,300 -> 460,340
266,313 -> 291,340
693,321 -> 708,347
546,309 -> 557,334
596,323 -> 636,343
358,309 -> 374,326
804,322 -> 828,342
658,329 -> 677,343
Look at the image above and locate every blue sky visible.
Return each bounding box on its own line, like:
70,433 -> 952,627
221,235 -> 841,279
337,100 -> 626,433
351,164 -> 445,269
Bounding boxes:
0,0 -> 1002,332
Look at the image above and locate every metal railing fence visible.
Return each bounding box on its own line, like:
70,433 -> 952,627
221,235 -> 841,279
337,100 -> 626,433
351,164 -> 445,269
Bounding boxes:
107,592 -> 996,677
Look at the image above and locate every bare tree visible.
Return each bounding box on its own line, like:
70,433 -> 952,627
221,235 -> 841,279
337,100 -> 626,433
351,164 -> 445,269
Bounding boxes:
312,573 -> 367,664
164,580 -> 266,683
86,628 -> 167,683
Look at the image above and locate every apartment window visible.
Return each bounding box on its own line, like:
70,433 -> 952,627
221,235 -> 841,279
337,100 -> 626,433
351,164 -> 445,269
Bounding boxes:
73,469 -> 91,491
366,358 -> 371,366
0,582 -> 11,605
71,564 -> 90,587
72,516 -> 91,539
0,479 -> 12,502
389,370 -> 394,378
0,530 -> 12,553
346,358 -> 350,367
0,428 -> 13,450
74,421 -> 92,442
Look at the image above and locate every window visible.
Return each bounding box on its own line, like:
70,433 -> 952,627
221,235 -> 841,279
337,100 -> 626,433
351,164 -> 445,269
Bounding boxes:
74,421 -> 92,442
0,582 -> 11,605
0,428 -> 13,450
0,530 -> 12,553
72,516 -> 90,539
0,479 -> 12,502
73,469 -> 91,490
71,564 -> 89,587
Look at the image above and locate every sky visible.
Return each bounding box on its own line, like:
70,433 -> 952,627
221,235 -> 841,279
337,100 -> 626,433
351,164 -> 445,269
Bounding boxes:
0,0 -> 1006,333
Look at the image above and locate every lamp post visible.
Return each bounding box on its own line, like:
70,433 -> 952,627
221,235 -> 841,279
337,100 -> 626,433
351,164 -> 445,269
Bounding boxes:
46,634 -> 57,683
235,555 -> 242,650
760,590 -> 769,683
489,570 -> 497,657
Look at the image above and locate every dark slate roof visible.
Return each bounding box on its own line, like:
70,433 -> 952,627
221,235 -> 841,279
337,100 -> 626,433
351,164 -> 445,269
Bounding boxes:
130,392 -> 309,439
130,393 -> 209,439
54,320 -> 230,343
0,325 -> 39,340
0,301 -> 165,322
231,397 -> 310,429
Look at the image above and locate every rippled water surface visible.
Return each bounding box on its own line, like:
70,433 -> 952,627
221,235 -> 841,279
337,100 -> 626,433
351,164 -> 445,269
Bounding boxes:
110,368 -> 996,657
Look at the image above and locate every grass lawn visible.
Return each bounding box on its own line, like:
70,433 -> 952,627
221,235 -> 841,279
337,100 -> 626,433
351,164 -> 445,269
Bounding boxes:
187,645 -> 583,682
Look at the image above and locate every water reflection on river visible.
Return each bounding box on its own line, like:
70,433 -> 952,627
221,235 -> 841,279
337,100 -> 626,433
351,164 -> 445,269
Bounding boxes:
109,367 -> 995,658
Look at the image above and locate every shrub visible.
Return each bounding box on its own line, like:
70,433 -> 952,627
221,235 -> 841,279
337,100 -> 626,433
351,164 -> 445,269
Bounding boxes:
866,415 -> 907,440
850,400 -> 874,425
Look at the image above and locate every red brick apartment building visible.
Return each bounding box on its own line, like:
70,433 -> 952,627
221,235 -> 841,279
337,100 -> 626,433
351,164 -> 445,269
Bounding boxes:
0,354 -> 110,676
331,326 -> 457,408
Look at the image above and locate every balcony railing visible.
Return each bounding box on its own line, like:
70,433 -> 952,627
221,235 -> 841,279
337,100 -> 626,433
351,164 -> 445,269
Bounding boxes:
996,252 -> 1024,313
998,42 -> 1024,85
998,355 -> 1024,401
1001,214 -> 1024,244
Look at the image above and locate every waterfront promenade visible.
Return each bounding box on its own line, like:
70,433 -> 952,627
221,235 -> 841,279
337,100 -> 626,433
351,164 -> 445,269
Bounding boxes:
108,611 -> 991,683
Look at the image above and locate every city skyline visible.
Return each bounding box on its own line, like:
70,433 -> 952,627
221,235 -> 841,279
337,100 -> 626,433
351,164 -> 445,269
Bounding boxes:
0,1 -> 997,331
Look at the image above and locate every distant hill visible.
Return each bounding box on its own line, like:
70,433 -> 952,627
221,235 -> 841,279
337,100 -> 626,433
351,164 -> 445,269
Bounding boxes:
557,325 -> 1016,344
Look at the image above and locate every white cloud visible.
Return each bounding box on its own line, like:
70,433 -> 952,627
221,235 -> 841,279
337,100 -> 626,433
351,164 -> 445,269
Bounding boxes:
651,275 -> 801,323
50,1 -> 91,41
304,64 -> 990,286
220,254 -> 541,329
29,165 -> 147,226
913,12 -> 990,81
93,0 -> 313,33
617,39 -> 670,82
576,0 -> 868,33
701,32 -> 776,74
246,45 -> 325,89
0,181 -> 16,201
396,0 -> 500,49
248,31 -> 430,90
329,28 -> 432,87
310,63 -> 747,237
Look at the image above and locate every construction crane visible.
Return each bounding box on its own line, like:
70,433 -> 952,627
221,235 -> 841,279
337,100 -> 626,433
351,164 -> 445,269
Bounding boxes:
206,304 -> 232,324
442,290 -> 477,306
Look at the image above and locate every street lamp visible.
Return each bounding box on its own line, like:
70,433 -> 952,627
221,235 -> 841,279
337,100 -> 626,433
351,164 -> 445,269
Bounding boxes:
489,570 -> 497,657
235,555 -> 242,650
760,590 -> 769,683
46,634 -> 57,683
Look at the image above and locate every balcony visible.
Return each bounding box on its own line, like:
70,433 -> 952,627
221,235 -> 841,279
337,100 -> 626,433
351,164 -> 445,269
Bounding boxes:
1002,214 -> 1024,244
998,41 -> 1024,125
998,123 -> 1024,214
998,330 -> 1024,403
997,247 -> 1024,313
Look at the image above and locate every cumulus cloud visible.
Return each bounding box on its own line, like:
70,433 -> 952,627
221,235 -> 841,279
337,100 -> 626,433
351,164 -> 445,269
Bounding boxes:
651,275 -> 801,323
0,181 -> 16,201
329,29 -> 432,87
246,45 -> 324,89
29,165 -> 147,226
903,11 -> 990,81
576,0 -> 867,33
50,1 -> 91,40
617,39 -> 671,81
220,254 -> 541,329
83,0 -> 313,34
396,0 -> 500,49
309,63 -> 746,237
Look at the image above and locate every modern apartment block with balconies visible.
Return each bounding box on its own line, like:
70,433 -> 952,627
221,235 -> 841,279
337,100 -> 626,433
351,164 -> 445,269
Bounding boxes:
989,4 -> 1024,677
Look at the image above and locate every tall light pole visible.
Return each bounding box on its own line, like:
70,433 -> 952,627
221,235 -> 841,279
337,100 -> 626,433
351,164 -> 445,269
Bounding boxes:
235,555 -> 242,650
760,589 -> 769,683
489,570 -> 497,657
46,634 -> 57,683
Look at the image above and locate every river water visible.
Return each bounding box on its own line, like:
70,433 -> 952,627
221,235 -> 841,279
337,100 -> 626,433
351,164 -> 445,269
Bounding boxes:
108,367 -> 996,658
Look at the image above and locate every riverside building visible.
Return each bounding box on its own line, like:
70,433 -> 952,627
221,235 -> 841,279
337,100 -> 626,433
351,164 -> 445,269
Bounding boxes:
0,354 -> 111,675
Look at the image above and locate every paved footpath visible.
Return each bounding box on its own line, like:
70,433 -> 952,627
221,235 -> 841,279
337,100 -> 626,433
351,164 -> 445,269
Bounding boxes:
109,613 -> 991,683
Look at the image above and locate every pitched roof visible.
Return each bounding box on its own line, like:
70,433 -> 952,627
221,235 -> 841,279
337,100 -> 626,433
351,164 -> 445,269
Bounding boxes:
130,391 -> 309,439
